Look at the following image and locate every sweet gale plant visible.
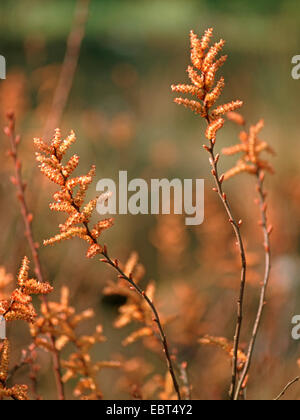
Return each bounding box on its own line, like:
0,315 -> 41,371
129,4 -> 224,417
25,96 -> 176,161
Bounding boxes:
2,26 -> 299,401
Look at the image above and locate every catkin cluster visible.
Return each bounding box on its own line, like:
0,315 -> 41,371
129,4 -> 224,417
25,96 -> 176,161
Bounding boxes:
172,28 -> 243,141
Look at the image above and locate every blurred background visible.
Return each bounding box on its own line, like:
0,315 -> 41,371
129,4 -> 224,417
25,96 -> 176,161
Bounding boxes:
0,0 -> 300,400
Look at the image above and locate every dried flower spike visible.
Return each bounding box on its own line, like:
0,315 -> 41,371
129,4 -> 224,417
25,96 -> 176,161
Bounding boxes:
222,117 -> 275,180
31,287 -> 120,400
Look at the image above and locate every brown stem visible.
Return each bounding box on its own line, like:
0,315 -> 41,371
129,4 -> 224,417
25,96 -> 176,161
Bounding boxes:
203,112 -> 247,400
101,250 -> 182,400
53,159 -> 181,400
48,335 -> 65,401
43,0 -> 90,139
5,119 -> 43,284
8,344 -> 42,400
37,0 -> 89,397
234,170 -> 272,400
180,362 -> 192,400
4,113 -> 66,401
274,376 -> 300,401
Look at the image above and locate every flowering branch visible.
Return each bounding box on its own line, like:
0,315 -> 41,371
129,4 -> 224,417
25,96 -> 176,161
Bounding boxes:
274,376 -> 300,401
221,115 -> 274,399
34,130 -> 182,400
203,115 -> 247,401
234,170 -> 272,399
180,362 -> 192,400
172,28 -> 246,399
0,257 -> 52,400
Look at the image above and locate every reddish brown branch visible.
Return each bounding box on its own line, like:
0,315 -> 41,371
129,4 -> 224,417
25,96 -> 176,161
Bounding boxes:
234,170 -> 272,400
274,376 -> 300,401
5,115 -> 43,284
7,344 -> 36,382
4,113 -> 66,401
43,0 -> 90,138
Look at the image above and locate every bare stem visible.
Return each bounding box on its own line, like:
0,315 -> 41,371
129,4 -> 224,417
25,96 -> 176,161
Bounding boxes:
48,335 -> 65,400
204,112 -> 247,400
234,170 -> 272,400
274,377 -> 300,401
5,113 -> 66,401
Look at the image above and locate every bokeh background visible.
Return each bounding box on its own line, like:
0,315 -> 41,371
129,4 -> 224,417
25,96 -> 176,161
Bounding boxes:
1,0 -> 300,400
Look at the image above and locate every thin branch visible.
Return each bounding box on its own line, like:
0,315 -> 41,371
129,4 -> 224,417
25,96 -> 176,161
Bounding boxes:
234,170 -> 272,400
29,368 -> 42,401
274,377 -> 300,401
203,105 -> 247,400
101,250 -> 182,400
4,113 -> 66,401
43,0 -> 90,139
7,345 -> 36,382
